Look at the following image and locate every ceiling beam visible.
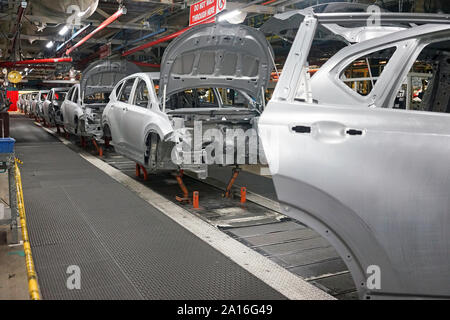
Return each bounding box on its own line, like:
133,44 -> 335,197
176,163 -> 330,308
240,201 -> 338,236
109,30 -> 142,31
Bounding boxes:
95,8 -> 111,19
0,15 -> 151,30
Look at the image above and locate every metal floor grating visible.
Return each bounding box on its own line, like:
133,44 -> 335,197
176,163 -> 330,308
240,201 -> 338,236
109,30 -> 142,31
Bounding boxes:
11,116 -> 286,300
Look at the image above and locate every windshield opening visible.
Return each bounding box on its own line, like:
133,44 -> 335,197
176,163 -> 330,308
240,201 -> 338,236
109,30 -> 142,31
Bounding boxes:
53,92 -> 67,102
84,92 -> 110,104
165,87 -> 257,110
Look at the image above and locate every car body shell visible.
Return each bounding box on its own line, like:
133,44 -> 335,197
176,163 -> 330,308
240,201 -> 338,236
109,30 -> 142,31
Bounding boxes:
41,88 -> 68,125
25,92 -> 37,115
61,60 -> 141,139
258,9 -> 450,299
31,90 -> 49,118
17,94 -> 25,112
102,23 -> 273,178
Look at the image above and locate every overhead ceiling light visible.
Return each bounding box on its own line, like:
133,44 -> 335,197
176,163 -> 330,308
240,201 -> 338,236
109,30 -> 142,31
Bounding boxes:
218,10 -> 246,24
59,25 -> 69,36
46,41 -> 54,48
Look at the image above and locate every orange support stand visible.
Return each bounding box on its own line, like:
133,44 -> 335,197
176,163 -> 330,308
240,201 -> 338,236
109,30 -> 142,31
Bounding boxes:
175,170 -> 190,203
193,191 -> 199,209
91,138 -> 103,157
135,163 -> 148,181
224,167 -> 240,198
240,187 -> 247,204
135,163 -> 141,177
140,165 -> 148,181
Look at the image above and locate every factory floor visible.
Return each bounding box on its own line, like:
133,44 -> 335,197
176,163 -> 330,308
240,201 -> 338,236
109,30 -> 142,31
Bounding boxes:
0,168 -> 28,300
0,226 -> 29,300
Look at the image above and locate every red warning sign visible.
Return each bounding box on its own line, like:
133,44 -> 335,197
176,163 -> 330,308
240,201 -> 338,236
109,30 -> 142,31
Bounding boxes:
189,0 -> 226,26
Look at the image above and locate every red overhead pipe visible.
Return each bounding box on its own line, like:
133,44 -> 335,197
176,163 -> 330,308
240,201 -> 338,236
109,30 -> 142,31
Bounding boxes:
0,57 -> 72,68
66,7 -> 125,56
14,57 -> 73,65
130,61 -> 160,68
122,18 -> 215,57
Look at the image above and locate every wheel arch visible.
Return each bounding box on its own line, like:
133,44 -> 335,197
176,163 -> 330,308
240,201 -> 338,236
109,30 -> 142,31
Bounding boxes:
272,174 -> 403,299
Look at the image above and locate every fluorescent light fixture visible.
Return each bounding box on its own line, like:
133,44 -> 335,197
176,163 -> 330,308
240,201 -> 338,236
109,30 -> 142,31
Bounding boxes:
46,41 -> 54,48
218,10 -> 241,22
218,10 -> 247,24
59,25 -> 69,35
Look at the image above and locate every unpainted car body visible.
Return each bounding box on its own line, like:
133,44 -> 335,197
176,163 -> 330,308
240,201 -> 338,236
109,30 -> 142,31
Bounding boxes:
25,92 -> 37,115
17,94 -> 25,112
102,23 -> 273,178
41,88 -> 68,125
258,9 -> 450,299
31,90 -> 49,118
61,60 -> 140,139
23,93 -> 30,114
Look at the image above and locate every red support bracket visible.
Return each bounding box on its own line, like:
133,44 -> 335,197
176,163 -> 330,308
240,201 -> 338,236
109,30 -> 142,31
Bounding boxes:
193,191 -> 199,209
240,187 -> 247,204
175,170 -> 190,203
135,163 -> 148,181
92,138 -> 103,157
224,167 -> 240,198
135,163 -> 141,177
140,165 -> 148,181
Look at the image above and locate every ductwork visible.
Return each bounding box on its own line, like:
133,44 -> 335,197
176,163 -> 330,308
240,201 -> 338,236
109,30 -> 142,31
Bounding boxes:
30,0 -> 99,22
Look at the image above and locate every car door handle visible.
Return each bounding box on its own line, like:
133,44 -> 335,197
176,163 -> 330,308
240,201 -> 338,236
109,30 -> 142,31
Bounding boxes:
292,125 -> 311,133
346,129 -> 363,136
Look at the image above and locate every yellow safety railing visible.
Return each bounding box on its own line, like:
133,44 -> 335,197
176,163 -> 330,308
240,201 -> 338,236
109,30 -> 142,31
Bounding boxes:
14,158 -> 41,300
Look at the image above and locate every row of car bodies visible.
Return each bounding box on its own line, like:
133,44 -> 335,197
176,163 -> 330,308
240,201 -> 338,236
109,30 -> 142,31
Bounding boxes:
58,23 -> 272,179
18,88 -> 68,126
17,91 -> 37,115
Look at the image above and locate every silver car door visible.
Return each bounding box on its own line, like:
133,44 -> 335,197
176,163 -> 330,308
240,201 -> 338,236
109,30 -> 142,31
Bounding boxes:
62,86 -> 74,130
110,78 -> 137,154
72,86 -> 82,133
259,16 -> 450,299
42,91 -> 52,122
121,77 -> 153,164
